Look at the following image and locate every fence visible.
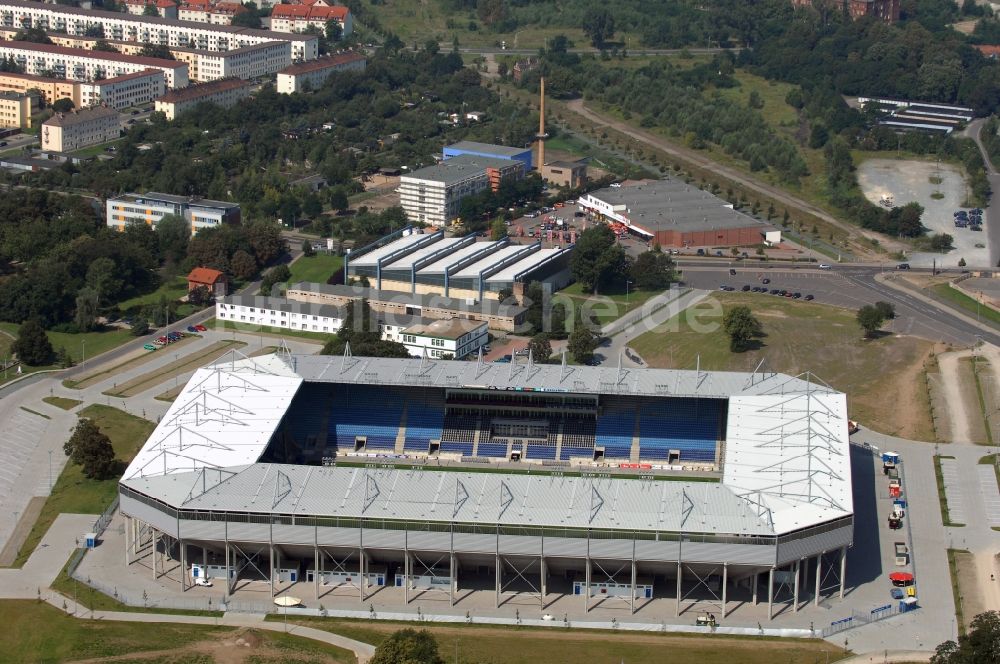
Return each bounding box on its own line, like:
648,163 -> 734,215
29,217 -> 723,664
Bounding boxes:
822,602 -> 909,638
91,496 -> 119,539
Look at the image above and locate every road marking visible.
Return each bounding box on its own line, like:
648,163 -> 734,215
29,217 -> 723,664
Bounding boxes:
940,458 -> 968,524
977,465 -> 1000,527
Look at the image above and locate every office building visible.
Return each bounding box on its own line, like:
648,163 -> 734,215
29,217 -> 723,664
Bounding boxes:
106,191 -> 241,234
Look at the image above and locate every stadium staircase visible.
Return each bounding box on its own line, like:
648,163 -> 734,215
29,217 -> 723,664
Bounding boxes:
393,400 -> 409,454
553,420 -> 564,460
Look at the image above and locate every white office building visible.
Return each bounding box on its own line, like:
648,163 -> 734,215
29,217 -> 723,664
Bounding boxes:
394,318 -> 488,359
0,0 -> 319,62
106,192 -> 241,235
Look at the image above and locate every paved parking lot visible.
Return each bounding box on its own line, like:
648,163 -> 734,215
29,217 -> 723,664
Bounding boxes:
939,458 -> 969,524
976,464 -> 1000,527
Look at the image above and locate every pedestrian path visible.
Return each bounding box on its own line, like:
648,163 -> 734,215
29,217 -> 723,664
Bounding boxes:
939,458 -> 968,524
976,464 -> 1000,527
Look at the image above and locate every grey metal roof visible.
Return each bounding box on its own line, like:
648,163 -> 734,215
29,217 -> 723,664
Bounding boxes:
112,191 -> 239,210
286,283 -> 527,318
281,354 -> 834,400
404,154 -> 515,185
125,463 -> 775,536
445,141 -> 530,158
583,179 -> 773,234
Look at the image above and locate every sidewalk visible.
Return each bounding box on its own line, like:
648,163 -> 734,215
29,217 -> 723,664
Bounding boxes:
876,273 -> 999,339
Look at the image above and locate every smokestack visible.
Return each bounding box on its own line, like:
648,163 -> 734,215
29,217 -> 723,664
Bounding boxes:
536,77 -> 547,170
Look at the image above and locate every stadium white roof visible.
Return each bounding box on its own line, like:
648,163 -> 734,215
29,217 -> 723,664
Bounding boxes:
120,354 -> 852,538
417,241 -> 499,274
349,230 -> 429,267
486,247 -> 571,283
451,244 -> 527,278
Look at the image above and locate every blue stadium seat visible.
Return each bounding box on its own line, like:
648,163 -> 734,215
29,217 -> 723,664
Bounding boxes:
596,405 -> 635,460
284,384 -> 328,449
636,398 -> 721,462
404,395 -> 445,451
440,442 -> 473,456
526,444 -> 556,460
328,385 -> 404,451
477,442 -> 509,458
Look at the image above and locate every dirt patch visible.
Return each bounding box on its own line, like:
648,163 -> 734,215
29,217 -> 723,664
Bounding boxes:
0,496 -> 44,566
955,550 -> 986,632
975,550 -> 1000,614
68,628 -> 342,664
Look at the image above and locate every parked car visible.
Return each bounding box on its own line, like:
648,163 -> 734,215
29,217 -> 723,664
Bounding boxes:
741,284 -> 752,292
187,325 -> 198,332
143,344 -> 156,351
762,278 -> 771,284
729,268 -> 737,275
193,578 -> 212,587
697,248 -> 706,256
804,294 -> 814,301
195,324 -> 207,332
896,263 -> 910,270
793,292 -> 802,299
818,263 -> 832,270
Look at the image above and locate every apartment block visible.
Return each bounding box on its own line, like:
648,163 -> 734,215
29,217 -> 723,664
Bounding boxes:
269,3 -> 351,35
79,68 -> 166,109
275,51 -> 365,93
0,41 -> 188,88
41,104 -> 120,152
0,90 -> 32,128
0,71 -> 79,106
398,154 -> 525,226
153,77 -> 252,119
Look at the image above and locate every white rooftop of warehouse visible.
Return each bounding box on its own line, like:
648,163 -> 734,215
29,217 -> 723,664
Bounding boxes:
349,230 -> 431,267
417,241 -> 500,274
451,244 -> 529,278
381,236 -> 467,270
119,354 -> 852,537
486,247 -> 571,283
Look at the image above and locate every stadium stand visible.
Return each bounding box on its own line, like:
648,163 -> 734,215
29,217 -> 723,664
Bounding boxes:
404,394 -> 446,451
637,398 -> 721,462
441,411 -> 477,456
596,401 -> 635,460
329,385 -> 403,451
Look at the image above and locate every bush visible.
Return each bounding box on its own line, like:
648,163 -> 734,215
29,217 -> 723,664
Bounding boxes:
13,319 -> 54,366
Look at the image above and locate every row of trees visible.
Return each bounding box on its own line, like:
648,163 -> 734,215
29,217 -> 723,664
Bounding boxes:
570,226 -> 679,294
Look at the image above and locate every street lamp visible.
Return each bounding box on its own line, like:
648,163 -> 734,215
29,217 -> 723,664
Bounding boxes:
625,279 -> 634,305
81,339 -> 86,371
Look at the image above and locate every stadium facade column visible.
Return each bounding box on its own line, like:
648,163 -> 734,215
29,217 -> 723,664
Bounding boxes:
360,547 -> 367,602
767,566 -> 774,620
814,553 -> 822,607
224,521 -> 231,598
202,547 -> 207,580
313,524 -> 319,600
152,528 -> 159,580
450,526 -> 456,607
839,546 -> 847,599
720,562 -> 728,618
540,557 -> 547,610
583,554 -> 591,613
752,571 -> 758,606
269,544 -> 275,598
404,530 -> 410,605
179,539 -> 187,591
792,559 -> 800,612
675,561 -> 682,616
495,527 -> 500,609
124,515 -> 131,566
629,539 -> 637,615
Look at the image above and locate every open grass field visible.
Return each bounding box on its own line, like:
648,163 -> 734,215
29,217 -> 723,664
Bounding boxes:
931,282 -> 1000,326
0,322 -> 133,367
558,281 -> 664,324
42,396 -> 82,410
11,405 -> 154,568
629,292 -> 937,438
278,617 -> 848,664
102,340 -> 245,398
65,336 -> 198,390
117,276 -> 190,312
287,254 -> 344,286
0,600 -> 353,663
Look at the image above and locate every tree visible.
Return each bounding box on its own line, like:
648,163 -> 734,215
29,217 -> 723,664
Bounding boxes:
528,333 -> 552,362
874,301 -> 896,321
74,286 -> 100,332
232,11 -> 262,28
630,246 -> 677,291
13,319 -> 54,366
325,19 -> 342,41
188,284 -> 213,306
246,221 -> 287,265
130,315 -> 150,337
303,192 -> 323,219
155,214 -> 190,264
86,256 -> 122,305
497,287 -> 514,303
568,324 -> 599,364
230,249 -> 258,280
139,43 -> 174,60
932,610 -> 1000,663
722,305 -> 762,352
490,217 -> 508,241
63,419 -> 117,480
14,27 -> 52,44
856,304 -> 885,338
582,6 -> 615,48
321,299 -> 410,357
52,98 -> 74,113
260,264 -> 292,295
143,2 -> 159,15
570,226 -> 629,294
329,187 -> 349,213
476,0 -> 506,28
370,629 -> 444,664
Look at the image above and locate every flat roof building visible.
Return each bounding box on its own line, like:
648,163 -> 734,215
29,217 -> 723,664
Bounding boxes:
580,179 -> 780,248
107,191 -> 241,235
0,40 -> 188,89
154,78 -> 253,120
399,154 -> 525,227
0,0 -> 319,61
41,104 -> 119,152
444,140 -> 533,170
79,68 -> 166,109
0,90 -> 32,128
0,71 -> 80,106
275,51 -> 366,94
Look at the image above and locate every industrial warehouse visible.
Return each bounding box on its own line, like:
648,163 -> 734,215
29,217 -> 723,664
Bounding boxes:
342,226 -> 573,302
580,180 -> 781,248
118,352 -> 853,621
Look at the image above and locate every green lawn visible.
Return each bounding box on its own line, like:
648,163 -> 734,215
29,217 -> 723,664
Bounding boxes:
930,282 -> 1000,327
11,405 -> 154,567
0,322 -> 133,367
277,617 -> 847,664
286,253 -> 344,286
629,292 -> 935,439
117,276 -> 189,312
42,396 -> 82,410
0,600 -> 354,662
558,281 -> 666,325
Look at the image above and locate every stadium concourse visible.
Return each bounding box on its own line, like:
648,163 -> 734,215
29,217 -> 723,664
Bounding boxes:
118,351 -> 854,621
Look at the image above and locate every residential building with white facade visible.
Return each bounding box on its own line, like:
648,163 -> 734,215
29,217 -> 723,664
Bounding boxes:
123,0 -> 178,19
106,191 -> 241,235
0,0 -> 319,61
393,318 -> 488,359
275,51 -> 364,93
153,77 -> 252,119
0,41 -> 188,88
41,104 -> 120,152
398,154 -> 525,226
216,296 -> 344,333
177,0 -> 246,24
79,68 -> 166,109
269,3 -> 351,35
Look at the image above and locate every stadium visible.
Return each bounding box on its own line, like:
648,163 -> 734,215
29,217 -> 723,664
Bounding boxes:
119,351 -> 853,620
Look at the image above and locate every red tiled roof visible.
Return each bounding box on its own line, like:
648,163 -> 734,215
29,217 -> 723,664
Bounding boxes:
188,267 -> 225,284
124,0 -> 176,6
977,45 -> 1000,57
93,68 -> 164,85
271,4 -> 349,20
278,51 -> 364,75
156,77 -> 251,103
